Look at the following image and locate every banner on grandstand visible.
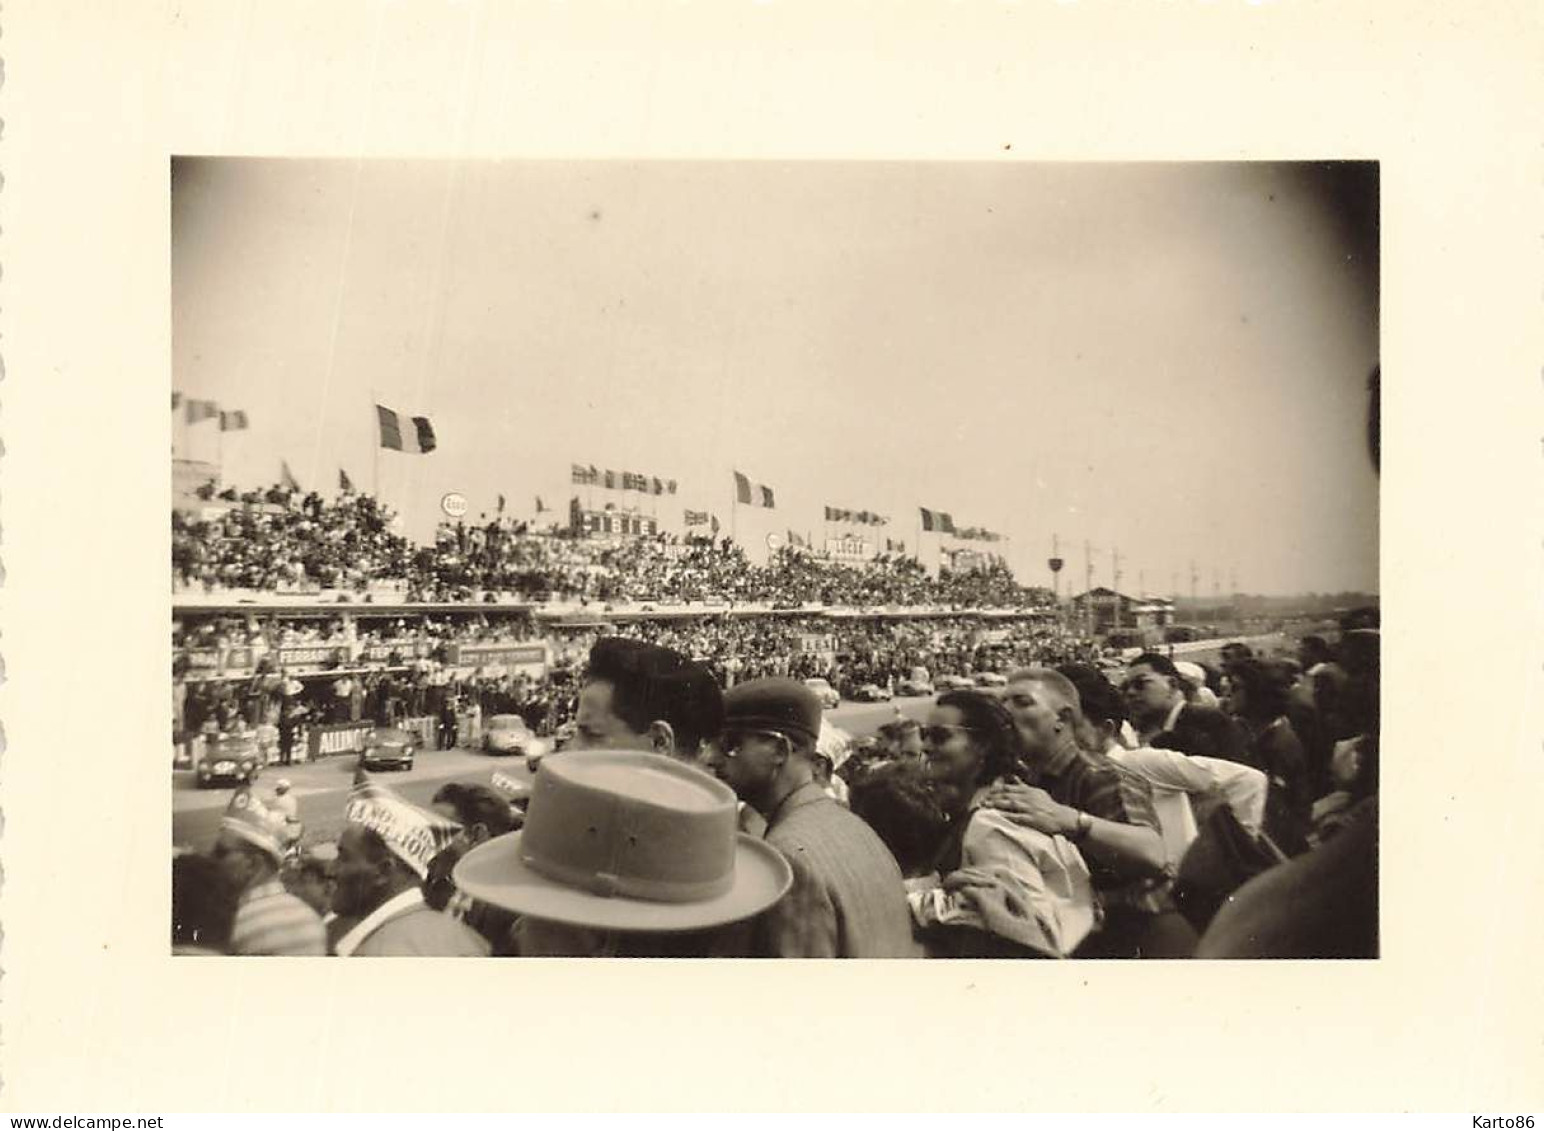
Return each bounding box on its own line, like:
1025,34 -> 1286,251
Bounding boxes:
824,536 -> 874,562
445,643 -> 549,677
377,404 -> 437,453
733,471 -> 775,508
797,633 -> 838,656
919,507 -> 956,534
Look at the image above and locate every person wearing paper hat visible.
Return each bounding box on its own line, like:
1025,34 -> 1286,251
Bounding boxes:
332,770 -> 491,957
212,785 -> 326,956
1172,661 -> 1221,709
453,749 -> 794,957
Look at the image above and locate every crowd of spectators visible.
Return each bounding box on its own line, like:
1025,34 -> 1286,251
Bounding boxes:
173,486 -> 1054,610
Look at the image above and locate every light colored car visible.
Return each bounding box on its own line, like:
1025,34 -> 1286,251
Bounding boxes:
483,713 -> 537,757
974,672 -> 1008,689
851,683 -> 893,703
897,667 -> 935,696
934,674 -> 974,692
803,678 -> 840,710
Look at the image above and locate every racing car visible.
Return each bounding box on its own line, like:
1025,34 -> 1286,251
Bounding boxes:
196,730 -> 264,789
482,713 -> 540,757
358,725 -> 415,772
803,678 -> 841,710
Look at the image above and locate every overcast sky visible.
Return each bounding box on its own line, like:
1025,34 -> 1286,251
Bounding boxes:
172,158 -> 1378,597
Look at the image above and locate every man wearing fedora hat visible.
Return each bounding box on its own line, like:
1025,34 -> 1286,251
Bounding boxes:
452,750 -> 793,957
570,637 -> 724,763
707,677 -> 921,958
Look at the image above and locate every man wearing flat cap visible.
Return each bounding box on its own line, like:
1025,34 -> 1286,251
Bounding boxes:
572,637 -> 724,763
706,677 -> 921,958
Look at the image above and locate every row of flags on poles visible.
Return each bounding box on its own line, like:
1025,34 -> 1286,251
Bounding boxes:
572,465 -> 679,495
824,506 -> 889,525
174,392 -> 250,432
175,393 -> 1002,544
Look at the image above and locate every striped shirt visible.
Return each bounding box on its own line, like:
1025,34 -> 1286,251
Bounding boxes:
231,879 -> 326,956
1029,738 -> 1167,911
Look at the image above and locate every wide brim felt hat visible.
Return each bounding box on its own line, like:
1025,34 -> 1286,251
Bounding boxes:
453,749 -> 792,934
453,828 -> 790,933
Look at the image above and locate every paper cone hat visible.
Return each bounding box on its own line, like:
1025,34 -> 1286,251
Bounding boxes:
345,769 -> 464,879
220,784 -> 284,862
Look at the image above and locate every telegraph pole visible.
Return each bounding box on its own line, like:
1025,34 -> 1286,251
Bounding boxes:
1111,547 -> 1123,632
1083,540 -> 1097,637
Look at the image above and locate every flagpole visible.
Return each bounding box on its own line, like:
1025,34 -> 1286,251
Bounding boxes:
371,396 -> 381,499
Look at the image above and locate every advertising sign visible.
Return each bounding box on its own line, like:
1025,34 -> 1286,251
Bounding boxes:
445,642 -> 549,677
307,721 -> 376,759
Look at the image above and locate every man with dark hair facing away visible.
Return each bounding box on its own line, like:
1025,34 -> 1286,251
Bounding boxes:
571,637 -> 726,763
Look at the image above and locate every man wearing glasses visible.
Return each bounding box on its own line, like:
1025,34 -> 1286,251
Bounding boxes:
706,678 -> 921,957
1123,652 -> 1248,766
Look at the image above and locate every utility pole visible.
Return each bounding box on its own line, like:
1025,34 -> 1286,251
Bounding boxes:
1111,547 -> 1123,632
1083,540 -> 1097,637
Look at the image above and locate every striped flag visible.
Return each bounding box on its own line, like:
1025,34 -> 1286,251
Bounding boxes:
733,471 -> 775,508
171,391 -> 183,411
219,409 -> 250,431
186,399 -> 220,424
376,404 -> 437,453
339,468 -> 354,493
667,480 -> 678,495
604,470 -> 617,490
920,507 -> 955,533
652,477 -> 664,496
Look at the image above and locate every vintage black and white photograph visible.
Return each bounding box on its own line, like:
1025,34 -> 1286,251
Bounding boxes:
169,157 -> 1379,960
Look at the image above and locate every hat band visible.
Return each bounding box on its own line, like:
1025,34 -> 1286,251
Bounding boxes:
520,847 -> 736,906
220,816 -> 283,861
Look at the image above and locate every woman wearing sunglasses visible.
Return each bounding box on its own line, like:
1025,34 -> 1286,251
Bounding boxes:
907,689 -> 1098,958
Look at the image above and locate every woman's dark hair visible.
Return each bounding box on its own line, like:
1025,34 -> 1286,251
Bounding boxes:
1228,658 -> 1293,724
432,781 -> 517,837
935,688 -> 1024,784
848,761 -> 949,878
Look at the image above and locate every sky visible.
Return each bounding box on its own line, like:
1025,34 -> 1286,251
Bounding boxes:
171,158 -> 1379,597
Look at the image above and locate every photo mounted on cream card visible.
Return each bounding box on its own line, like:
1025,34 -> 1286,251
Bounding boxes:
170,157 -> 1378,960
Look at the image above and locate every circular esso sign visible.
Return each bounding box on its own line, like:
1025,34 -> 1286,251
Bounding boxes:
766,532 -> 785,550
441,492 -> 469,518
